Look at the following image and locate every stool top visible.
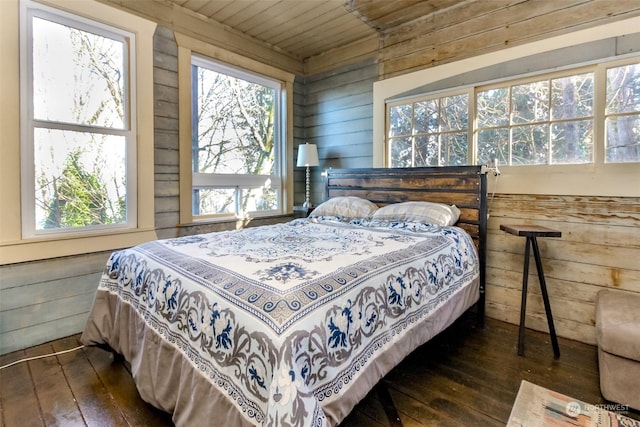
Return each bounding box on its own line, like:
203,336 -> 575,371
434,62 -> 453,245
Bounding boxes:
500,224 -> 561,238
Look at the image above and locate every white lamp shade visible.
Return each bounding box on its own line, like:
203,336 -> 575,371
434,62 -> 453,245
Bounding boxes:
296,143 -> 319,167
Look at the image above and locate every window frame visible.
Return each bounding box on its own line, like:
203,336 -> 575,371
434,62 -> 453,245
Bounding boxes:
602,60 -> 640,163
176,33 -> 294,226
190,55 -> 284,221
0,0 -> 157,264
474,66 -> 597,167
20,1 -> 137,238
386,88 -> 474,167
384,57 -> 640,173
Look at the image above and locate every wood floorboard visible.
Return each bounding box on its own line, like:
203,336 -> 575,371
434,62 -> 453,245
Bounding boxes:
83,345 -> 173,426
1,313 -> 638,426
25,343 -> 85,426
52,336 -> 129,427
0,350 -> 43,427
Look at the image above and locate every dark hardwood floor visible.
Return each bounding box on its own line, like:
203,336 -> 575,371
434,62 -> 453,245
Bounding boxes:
1,313 -> 638,426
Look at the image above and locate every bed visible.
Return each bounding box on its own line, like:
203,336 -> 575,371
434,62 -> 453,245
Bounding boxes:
81,165 -> 488,426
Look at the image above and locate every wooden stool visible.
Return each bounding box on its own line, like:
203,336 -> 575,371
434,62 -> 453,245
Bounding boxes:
500,224 -> 561,358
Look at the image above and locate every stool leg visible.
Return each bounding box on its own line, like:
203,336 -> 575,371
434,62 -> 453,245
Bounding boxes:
518,237 -> 531,356
531,237 -> 560,358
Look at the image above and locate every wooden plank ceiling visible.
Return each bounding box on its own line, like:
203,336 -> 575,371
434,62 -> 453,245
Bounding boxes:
161,0 -> 465,60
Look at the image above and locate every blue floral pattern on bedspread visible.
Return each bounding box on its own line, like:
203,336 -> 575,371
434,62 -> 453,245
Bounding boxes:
94,218 -> 479,426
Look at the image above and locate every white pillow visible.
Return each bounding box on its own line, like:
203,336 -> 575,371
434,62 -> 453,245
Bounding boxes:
310,196 -> 378,219
372,201 -> 460,226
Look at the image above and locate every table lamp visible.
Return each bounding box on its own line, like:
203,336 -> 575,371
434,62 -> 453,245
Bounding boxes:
296,143 -> 319,208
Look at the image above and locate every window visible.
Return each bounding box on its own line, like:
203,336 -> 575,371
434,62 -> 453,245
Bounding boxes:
1,0 -> 154,263
605,63 -> 640,162
386,60 -> 640,167
21,1 -> 135,237
190,56 -> 284,220
388,93 -> 469,167
477,72 -> 594,166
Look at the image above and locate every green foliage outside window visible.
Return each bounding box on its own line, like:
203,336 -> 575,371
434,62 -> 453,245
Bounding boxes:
30,14 -> 129,232
43,150 -> 125,229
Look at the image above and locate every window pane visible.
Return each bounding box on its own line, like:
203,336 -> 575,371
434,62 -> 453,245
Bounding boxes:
389,104 -> 413,136
606,115 -> 640,162
193,65 -> 275,176
606,63 -> 640,163
389,137 -> 413,167
440,133 -> 468,165
194,188 -> 236,216
477,88 -> 509,128
440,94 -> 468,131
34,129 -> 126,230
388,94 -> 469,167
414,100 -> 437,134
606,64 -> 640,114
243,187 -> 278,212
551,120 -> 593,164
511,125 -> 548,165
551,73 -> 594,120
511,81 -> 549,124
32,17 -> 125,128
415,135 -> 438,166
477,128 -> 509,165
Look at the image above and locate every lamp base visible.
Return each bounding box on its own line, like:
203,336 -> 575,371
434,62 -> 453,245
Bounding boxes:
303,165 -> 312,209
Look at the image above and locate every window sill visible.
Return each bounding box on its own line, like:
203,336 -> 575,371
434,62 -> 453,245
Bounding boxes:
490,163 -> 640,197
178,213 -> 292,227
0,228 -> 158,265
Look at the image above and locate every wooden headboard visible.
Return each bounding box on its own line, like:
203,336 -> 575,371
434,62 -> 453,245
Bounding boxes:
325,165 -> 488,324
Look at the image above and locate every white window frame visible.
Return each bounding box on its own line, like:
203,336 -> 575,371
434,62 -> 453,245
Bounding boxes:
190,55 -> 284,221
176,33 -> 294,225
381,57 -> 640,198
602,59 -> 640,163
0,0 -> 156,264
373,17 -> 640,198
386,61 -> 640,168
20,0 -> 137,238
386,89 -> 474,167
473,66 -> 597,167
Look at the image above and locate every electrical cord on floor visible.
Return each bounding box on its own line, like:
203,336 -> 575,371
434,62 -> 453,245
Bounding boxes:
0,345 -> 85,370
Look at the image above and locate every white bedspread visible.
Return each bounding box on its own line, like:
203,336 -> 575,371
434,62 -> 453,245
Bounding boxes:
82,218 -> 479,426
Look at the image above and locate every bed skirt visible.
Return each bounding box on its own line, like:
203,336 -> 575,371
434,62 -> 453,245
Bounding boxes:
81,276 -> 479,426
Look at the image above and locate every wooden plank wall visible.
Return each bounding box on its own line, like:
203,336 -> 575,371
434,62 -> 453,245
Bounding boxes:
154,26 -> 181,240
0,252 -> 111,355
486,194 -> 640,345
298,59 -> 378,206
379,0 -> 640,79
293,76 -> 306,206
